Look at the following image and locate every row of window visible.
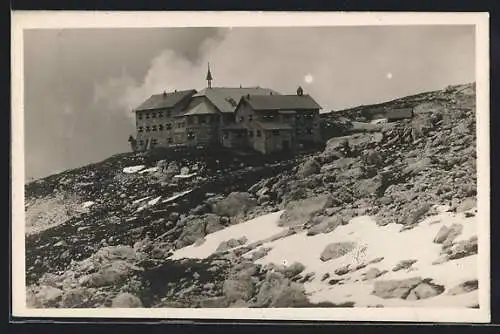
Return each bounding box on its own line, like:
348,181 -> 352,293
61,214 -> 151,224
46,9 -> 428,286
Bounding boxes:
237,113 -> 316,123
221,128 -> 315,139
138,123 -> 182,132
137,110 -> 171,120
138,138 -> 174,146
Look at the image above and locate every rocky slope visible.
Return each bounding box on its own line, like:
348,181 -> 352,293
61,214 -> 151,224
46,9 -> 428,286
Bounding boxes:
25,83 -> 479,309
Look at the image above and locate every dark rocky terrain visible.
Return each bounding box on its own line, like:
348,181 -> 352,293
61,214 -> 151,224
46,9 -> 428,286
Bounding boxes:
25,83 -> 479,308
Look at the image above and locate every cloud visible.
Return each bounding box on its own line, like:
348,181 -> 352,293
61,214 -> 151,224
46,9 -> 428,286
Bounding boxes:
96,26 -> 475,116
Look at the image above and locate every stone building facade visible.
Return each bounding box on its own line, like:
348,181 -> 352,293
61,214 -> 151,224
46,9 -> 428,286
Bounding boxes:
132,66 -> 323,154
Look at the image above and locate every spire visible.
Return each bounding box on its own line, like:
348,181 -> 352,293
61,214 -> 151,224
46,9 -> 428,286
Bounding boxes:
206,62 -> 213,88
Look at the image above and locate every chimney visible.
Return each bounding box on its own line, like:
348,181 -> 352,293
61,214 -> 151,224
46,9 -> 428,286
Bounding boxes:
297,86 -> 304,96
174,89 -> 177,93
163,91 -> 167,96
270,92 -> 273,95
246,94 -> 250,99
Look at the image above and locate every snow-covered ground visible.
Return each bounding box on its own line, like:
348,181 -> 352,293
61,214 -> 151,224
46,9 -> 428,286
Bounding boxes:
171,206 -> 478,308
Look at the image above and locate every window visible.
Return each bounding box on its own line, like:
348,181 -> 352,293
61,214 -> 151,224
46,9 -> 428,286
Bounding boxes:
248,130 -> 254,138
152,125 -> 157,131
256,130 -> 262,137
272,130 -> 280,136
199,115 -> 206,124
187,131 -> 195,140
248,115 -> 253,122
146,126 -> 151,132
139,140 -> 144,145
146,113 -> 150,119
305,113 -> 313,119
152,139 -> 157,144
152,112 -> 157,118
138,126 -> 143,133
239,116 -> 244,122
166,123 -> 172,130
159,124 -> 164,131
166,110 -> 171,117
167,138 -> 173,144
306,128 -> 313,135
223,131 -> 229,139
138,113 -> 143,120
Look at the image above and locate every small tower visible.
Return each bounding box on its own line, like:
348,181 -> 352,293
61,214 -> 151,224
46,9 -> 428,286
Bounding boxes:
206,62 -> 213,88
297,86 -> 304,96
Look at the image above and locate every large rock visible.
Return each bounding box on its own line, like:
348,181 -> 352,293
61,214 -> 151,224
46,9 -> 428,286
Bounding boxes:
445,236 -> 478,260
280,262 -> 306,279
212,192 -> 257,217
296,158 -> 321,178
254,271 -> 309,307
433,224 -> 463,245
279,195 -> 332,227
447,279 -> 478,295
32,286 -> 63,307
216,237 -> 248,253
111,293 -> 143,308
61,287 -> 96,308
320,242 -> 356,262
372,277 -> 423,299
406,281 -> 445,300
307,215 -> 345,236
353,175 -> 384,198
222,276 -> 255,303
456,197 -> 477,212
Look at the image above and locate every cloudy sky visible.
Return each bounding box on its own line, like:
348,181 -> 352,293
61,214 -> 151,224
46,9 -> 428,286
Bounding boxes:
23,25 -> 475,180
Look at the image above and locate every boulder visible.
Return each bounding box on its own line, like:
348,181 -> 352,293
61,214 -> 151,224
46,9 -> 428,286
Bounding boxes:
222,276 -> 255,303
269,282 -> 310,308
372,277 -> 423,299
216,237 -> 248,253
33,286 -> 63,307
61,288 -> 95,308
447,279 -> 478,295
111,293 -> 143,308
212,192 -> 257,217
392,259 -> 418,272
307,215 -> 344,236
406,281 -> 445,300
279,195 -> 332,227
320,242 -> 356,262
433,224 -> 463,245
296,158 -> 321,178
456,197 -> 477,212
280,262 -> 306,279
362,268 -> 386,281
445,236 -> 478,260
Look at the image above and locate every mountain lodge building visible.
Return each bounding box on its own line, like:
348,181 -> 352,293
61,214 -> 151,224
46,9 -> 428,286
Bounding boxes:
132,65 -> 323,154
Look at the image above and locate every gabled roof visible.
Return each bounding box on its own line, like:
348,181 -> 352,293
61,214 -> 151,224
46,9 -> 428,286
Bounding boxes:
134,89 -> 197,112
193,87 -> 279,113
386,108 -> 413,120
242,94 -> 321,111
255,121 -> 293,131
181,100 -> 219,116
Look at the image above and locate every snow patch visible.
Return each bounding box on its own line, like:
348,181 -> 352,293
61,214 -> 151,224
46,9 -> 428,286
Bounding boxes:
138,167 -> 159,174
173,173 -> 198,179
123,165 -> 145,174
162,190 -> 193,203
170,210 -> 286,260
82,201 -> 95,209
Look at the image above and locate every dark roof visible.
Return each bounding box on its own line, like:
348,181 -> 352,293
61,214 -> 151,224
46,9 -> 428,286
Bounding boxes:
386,108 -> 413,120
193,87 -> 279,113
255,121 -> 293,131
134,89 -> 196,111
243,94 -> 321,111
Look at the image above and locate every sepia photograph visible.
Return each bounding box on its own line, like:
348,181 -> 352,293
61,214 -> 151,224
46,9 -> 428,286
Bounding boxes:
11,11 -> 490,322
